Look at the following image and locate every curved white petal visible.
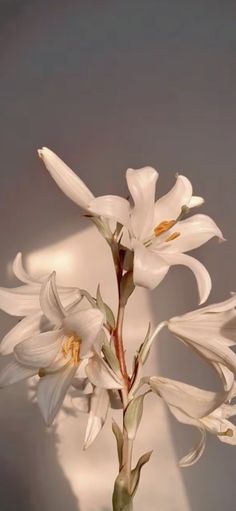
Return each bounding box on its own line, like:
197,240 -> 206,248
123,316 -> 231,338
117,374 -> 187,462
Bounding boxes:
189,196 -> 204,208
0,354 -> 36,386
126,167 -> 158,239
14,330 -> 62,368
184,294 -> 236,318
38,147 -> 94,209
13,252 -> 44,284
154,175 -> 193,225
40,272 -> 66,326
0,285 -> 41,316
86,354 -> 123,389
37,363 -> 77,425
64,309 -> 104,358
88,195 -> 131,229
162,214 -> 223,253
84,387 -> 109,449
133,245 -> 169,289
150,376 -> 227,418
0,311 -> 50,355
179,428 -> 206,468
163,252 -> 211,304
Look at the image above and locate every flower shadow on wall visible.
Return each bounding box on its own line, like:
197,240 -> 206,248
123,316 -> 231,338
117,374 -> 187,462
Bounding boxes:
16,223 -> 191,511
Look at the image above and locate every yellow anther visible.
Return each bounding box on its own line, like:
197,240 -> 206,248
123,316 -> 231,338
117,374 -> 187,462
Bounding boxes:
224,428 -> 234,437
154,220 -> 175,237
62,335 -> 81,365
165,231 -> 181,242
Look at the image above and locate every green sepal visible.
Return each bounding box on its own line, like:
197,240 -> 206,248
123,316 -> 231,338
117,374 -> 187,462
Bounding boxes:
130,451 -> 153,497
112,419 -> 123,470
124,394 -> 145,440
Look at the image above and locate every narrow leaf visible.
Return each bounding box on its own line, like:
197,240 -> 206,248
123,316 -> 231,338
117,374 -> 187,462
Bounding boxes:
124,394 -> 145,440
131,450 -> 153,496
102,343 -> 120,373
96,285 -> 115,329
112,467 -> 131,511
120,272 -> 135,306
112,419 -> 124,469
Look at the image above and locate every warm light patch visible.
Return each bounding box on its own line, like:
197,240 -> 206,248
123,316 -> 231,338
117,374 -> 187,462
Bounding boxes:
62,335 -> 81,365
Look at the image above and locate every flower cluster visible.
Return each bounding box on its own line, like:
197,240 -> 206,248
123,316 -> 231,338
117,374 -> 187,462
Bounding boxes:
1,147 -> 235,510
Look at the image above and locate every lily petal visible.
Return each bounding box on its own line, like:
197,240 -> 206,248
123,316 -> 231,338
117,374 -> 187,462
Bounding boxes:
38,147 -> 94,209
0,311 -> 50,355
0,354 -> 36,386
13,252 -> 45,284
84,387 -> 109,449
40,272 -> 66,326
0,285 -> 42,316
37,363 -> 77,425
126,166 -> 158,239
162,214 -> 223,253
14,330 -> 62,368
179,428 -> 206,468
133,245 -> 169,289
150,376 -> 227,418
189,196 -> 204,208
163,252 -> 211,304
86,354 -> 123,389
64,309 -> 104,358
154,175 -> 193,225
88,196 -> 131,229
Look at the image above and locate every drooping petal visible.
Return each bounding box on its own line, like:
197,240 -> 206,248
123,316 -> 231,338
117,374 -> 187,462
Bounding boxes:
37,363 -> 77,425
86,354 -> 123,389
0,285 -> 42,316
154,175 -> 193,225
182,293 -> 236,319
14,330 -> 62,368
38,147 -> 94,209
64,309 -> 104,358
163,252 -> 211,304
40,272 -> 66,326
0,311 -> 50,355
179,428 -> 206,468
162,214 -> 223,253
83,387 -> 110,449
12,252 -> 45,284
126,166 -> 158,239
0,354 -> 36,387
150,376 -> 227,418
88,196 -> 131,229
133,245 -> 169,289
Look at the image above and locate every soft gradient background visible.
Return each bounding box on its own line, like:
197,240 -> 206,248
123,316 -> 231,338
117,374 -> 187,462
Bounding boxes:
0,1 -> 236,510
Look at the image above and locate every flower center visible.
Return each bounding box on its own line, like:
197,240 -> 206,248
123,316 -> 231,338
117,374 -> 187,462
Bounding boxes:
154,220 -> 181,243
62,335 -> 81,365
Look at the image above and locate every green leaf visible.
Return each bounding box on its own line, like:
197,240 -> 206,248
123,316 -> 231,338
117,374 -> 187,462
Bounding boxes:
130,451 -> 152,497
120,271 -> 135,306
138,323 -> 151,364
124,394 -> 145,440
123,249 -> 134,272
102,343 -> 120,373
112,467 -> 133,511
96,285 -> 116,329
112,419 -> 123,470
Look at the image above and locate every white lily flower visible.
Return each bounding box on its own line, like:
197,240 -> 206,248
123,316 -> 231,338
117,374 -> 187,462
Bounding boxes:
150,376 -> 236,466
168,294 -> 236,379
0,273 -> 122,425
88,168 -> 223,304
0,253 -> 81,355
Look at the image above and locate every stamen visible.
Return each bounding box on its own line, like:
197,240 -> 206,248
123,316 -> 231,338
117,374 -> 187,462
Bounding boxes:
62,335 -> 81,365
38,368 -> 46,378
165,231 -> 181,242
154,220 -> 175,237
218,428 -> 234,437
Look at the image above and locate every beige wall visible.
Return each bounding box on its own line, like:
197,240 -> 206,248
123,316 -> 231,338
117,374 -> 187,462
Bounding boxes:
0,1 -> 236,509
